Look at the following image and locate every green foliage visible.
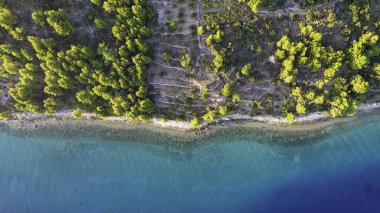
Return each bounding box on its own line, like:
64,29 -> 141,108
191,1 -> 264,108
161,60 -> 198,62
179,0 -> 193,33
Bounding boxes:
32,11 -> 47,27
0,109 -> 12,120
43,97 -> 62,114
200,87 -> 208,100
162,52 -> 170,62
348,31 -> 379,70
329,91 -> 359,118
44,9 -> 75,36
72,108 -> 84,118
94,18 -> 106,29
202,109 -> 218,122
0,0 -> 155,120
284,112 -> 295,124
90,0 -> 103,6
350,75 -> 368,94
219,106 -> 228,116
138,99 -> 155,114
0,7 -> 25,40
276,24 -> 344,84
0,8 -> 17,28
238,0 -> 263,13
190,117 -> 201,128
374,64 -> 380,80
180,52 -> 192,70
168,21 -> 177,32
241,63 -> 253,77
232,93 -> 241,104
221,83 -> 234,97
197,26 -> 205,35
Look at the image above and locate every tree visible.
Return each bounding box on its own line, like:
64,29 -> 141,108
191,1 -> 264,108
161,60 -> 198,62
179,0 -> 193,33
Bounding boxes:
241,63 -> 253,77
202,109 -> 218,121
180,53 -> 191,70
43,97 -> 62,114
219,106 -> 228,116
348,31 -> 379,70
32,11 -> 47,26
76,90 -> 97,105
197,26 -> 205,35
0,109 -> 12,120
213,29 -> 223,43
351,75 -> 368,94
0,8 -> 17,28
90,0 -> 103,6
329,91 -> 359,118
222,83 -> 234,97
138,99 -> 154,114
284,112 -> 295,124
374,64 -> 380,80
238,0 -> 263,13
232,93 -> 241,103
72,108 -> 84,118
168,21 -> 176,32
296,100 -> 307,115
190,117 -> 201,128
45,9 -> 75,36
94,18 -> 106,29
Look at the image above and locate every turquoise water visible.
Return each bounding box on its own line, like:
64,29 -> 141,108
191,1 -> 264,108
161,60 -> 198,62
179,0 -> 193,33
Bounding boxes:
1,116 -> 380,212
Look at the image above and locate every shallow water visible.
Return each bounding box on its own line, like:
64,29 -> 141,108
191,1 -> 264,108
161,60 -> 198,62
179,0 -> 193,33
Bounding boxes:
1,115 -> 380,213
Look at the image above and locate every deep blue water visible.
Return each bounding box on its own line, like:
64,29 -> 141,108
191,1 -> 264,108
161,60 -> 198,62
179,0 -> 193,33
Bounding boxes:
0,116 -> 380,213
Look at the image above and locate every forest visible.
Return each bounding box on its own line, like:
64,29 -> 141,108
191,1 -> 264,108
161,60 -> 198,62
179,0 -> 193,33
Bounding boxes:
0,0 -> 154,121
0,0 -> 379,127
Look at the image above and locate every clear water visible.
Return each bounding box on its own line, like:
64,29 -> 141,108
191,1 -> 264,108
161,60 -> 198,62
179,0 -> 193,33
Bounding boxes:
0,116 -> 380,213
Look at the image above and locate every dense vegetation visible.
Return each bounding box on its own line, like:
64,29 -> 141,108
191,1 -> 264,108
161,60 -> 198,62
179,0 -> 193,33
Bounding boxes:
0,0 -> 154,121
0,0 -> 380,127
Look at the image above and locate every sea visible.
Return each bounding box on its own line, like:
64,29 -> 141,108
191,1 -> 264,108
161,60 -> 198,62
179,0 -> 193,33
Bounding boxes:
0,113 -> 380,213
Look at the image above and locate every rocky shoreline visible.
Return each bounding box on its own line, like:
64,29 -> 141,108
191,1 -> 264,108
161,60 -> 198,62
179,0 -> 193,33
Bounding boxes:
0,103 -> 379,149
1,103 -> 379,131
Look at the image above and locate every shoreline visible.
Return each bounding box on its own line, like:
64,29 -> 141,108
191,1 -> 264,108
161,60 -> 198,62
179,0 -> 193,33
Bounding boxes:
0,103 -> 379,149
1,102 -> 380,131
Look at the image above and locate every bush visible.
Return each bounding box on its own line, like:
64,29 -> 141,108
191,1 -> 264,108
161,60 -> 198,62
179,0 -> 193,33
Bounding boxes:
72,108 -> 84,119
202,110 -> 218,121
168,21 -> 177,32
0,110 -> 12,120
222,83 -> 234,97
190,117 -> 201,128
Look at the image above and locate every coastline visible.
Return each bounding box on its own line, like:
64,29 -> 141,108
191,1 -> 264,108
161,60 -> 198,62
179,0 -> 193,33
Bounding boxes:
3,102 -> 378,131
0,103 -> 379,148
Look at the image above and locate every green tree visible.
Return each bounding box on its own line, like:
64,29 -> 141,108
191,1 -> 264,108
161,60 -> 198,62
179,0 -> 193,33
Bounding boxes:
284,112 -> 295,124
138,99 -> 154,114
0,8 -> 17,29
202,109 -> 218,121
94,18 -> 106,29
0,109 -> 12,120
45,9 -> 75,36
72,108 -> 84,118
168,21 -> 176,32
197,26 -> 205,35
374,64 -> 380,80
32,11 -> 47,26
238,0 -> 263,13
241,63 -> 253,77
219,106 -> 228,116
350,75 -> 368,94
190,117 -> 201,128
222,83 -> 234,97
